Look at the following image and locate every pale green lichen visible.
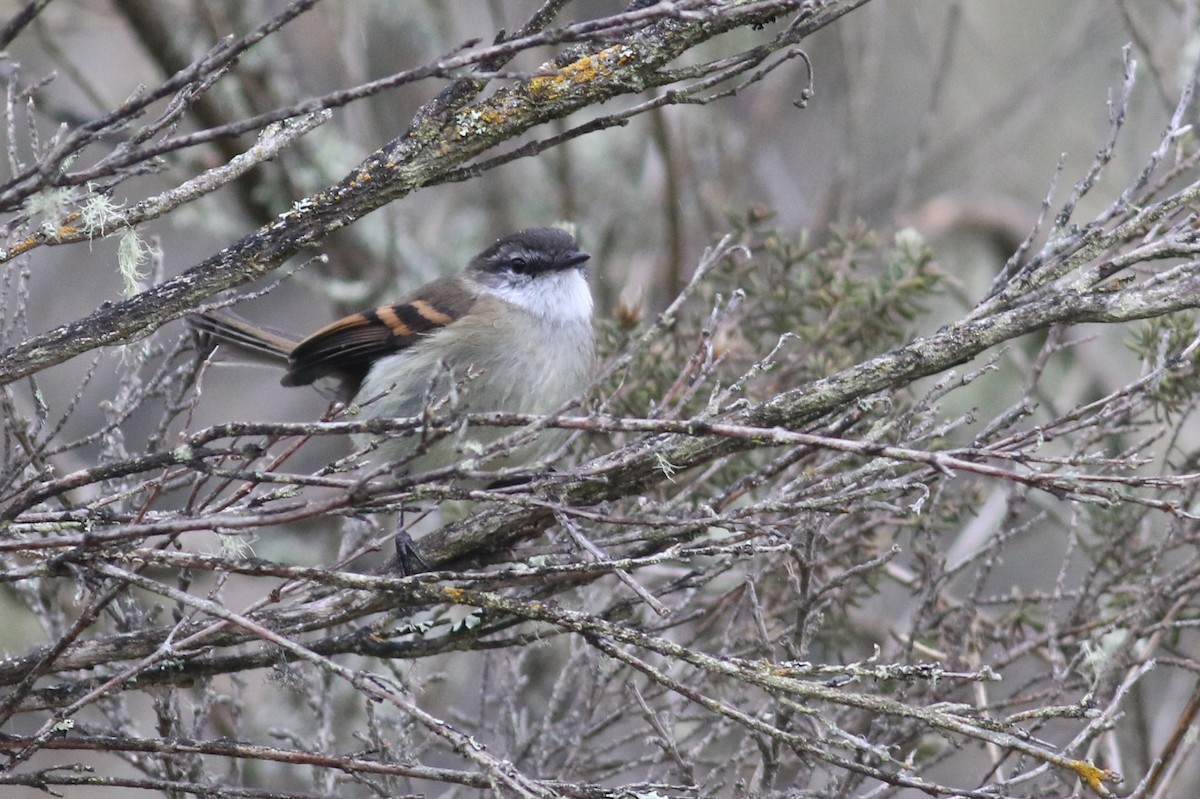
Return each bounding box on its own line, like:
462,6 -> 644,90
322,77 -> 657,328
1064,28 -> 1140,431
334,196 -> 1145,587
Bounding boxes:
78,184 -> 126,239
27,186 -> 77,237
117,227 -> 151,297
654,452 -> 678,481
218,534 -> 256,559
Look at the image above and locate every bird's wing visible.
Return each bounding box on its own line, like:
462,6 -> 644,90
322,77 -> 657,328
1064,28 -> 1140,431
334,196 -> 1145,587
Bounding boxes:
282,276 -> 478,390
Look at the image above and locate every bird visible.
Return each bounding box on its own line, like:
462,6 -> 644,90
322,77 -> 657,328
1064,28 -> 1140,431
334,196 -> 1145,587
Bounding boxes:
189,227 -> 596,480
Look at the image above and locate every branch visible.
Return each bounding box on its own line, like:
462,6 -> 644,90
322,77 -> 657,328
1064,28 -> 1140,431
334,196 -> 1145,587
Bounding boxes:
417,259 -> 1200,563
0,0 -> 864,386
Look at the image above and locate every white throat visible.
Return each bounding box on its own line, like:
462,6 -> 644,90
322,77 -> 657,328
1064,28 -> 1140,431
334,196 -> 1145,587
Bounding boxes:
480,268 -> 593,323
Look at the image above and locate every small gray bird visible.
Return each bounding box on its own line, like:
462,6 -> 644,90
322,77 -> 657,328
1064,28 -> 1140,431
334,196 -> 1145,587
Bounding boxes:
189,227 -> 596,477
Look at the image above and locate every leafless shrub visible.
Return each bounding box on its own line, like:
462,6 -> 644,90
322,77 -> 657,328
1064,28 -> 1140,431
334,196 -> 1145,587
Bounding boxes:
2,3 -> 1200,798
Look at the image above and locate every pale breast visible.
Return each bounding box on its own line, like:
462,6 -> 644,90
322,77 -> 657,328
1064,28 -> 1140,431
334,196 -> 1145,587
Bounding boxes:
350,293 -> 594,474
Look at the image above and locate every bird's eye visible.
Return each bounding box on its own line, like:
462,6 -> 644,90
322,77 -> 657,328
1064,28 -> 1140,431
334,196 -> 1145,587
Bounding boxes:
509,256 -> 531,273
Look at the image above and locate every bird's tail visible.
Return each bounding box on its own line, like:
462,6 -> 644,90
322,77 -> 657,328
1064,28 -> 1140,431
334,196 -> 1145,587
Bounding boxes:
187,309 -> 299,364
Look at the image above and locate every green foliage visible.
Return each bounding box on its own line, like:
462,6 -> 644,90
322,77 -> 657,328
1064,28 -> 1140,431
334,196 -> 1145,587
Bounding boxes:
595,215 -> 944,423
1127,311 -> 1200,420
729,216 -> 942,384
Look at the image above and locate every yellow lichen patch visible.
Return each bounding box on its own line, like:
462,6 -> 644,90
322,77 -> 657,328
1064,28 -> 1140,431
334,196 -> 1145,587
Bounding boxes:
478,106 -> 507,126
7,237 -> 39,258
441,44 -> 632,142
527,72 -> 562,100
446,99 -> 517,141
1065,759 -> 1115,795
528,46 -> 622,99
345,170 -> 373,189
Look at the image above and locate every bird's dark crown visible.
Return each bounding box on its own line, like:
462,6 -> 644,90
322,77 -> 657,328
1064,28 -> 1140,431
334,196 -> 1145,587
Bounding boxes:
470,228 -> 589,278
